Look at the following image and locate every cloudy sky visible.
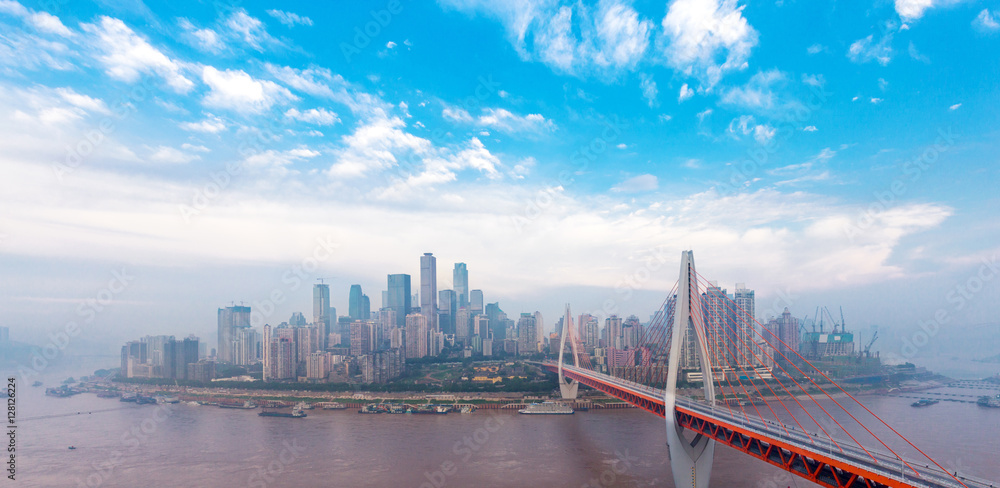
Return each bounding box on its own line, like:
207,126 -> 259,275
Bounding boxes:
1,0 -> 998,358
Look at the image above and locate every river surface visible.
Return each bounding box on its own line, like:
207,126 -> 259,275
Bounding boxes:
9,368 -> 1000,487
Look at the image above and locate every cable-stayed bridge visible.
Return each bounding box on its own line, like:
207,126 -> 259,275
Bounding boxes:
539,251 -> 997,488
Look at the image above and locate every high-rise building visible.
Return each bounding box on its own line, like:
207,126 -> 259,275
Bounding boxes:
605,315 -> 623,350
420,253 -> 438,331
453,263 -> 469,308
387,274 -> 411,328
267,338 -> 295,381
362,294 -> 371,319
313,284 -> 332,348
517,313 -> 537,356
766,307 -> 799,362
405,313 -> 429,359
439,289 -> 456,335
350,320 -> 372,356
289,311 -> 308,326
733,284 -> 757,368
455,307 -> 472,345
579,314 -> 599,347
534,311 -> 544,346
349,285 -> 365,320
217,305 -> 250,363
485,303 -> 506,342
474,314 -> 490,338
470,290 -> 484,315
231,328 -> 260,366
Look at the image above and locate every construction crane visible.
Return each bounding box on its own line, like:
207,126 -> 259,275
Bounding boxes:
316,277 -> 336,284
863,330 -> 878,358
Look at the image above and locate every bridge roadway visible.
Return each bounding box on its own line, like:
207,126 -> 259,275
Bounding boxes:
540,362 -> 997,488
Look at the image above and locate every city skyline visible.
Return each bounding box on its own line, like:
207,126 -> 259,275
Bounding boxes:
0,0 -> 997,361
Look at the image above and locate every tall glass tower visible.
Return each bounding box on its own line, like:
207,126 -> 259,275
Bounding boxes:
387,274 -> 411,328
453,263 -> 468,308
420,253 -> 438,331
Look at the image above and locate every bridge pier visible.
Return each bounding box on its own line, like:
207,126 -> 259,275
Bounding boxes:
557,303 -> 580,400
665,251 -> 716,488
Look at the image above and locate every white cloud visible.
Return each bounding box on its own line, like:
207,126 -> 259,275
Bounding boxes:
806,44 -> 824,55
179,18 -> 223,53
55,87 -> 110,115
386,41 -> 397,49
438,0 -> 652,77
696,108 -> 712,123
678,83 -> 694,102
442,106 -> 474,123
0,0 -> 73,37
82,16 -> 195,93
475,108 -> 556,134
948,103 -> 961,111
848,33 -> 893,66
870,97 -> 883,104
179,114 -> 226,133
895,0 -> 935,21
721,69 -> 784,111
726,114 -> 774,145
328,116 -> 432,178
639,73 -> 657,107
753,124 -> 776,145
225,9 -> 280,51
908,42 -> 930,63
658,113 -> 672,122
616,143 -> 627,149
284,107 -> 340,125
266,64 -> 393,119
181,143 -> 210,152
973,9 -> 1000,31
266,9 -> 313,27
148,145 -> 200,164
201,66 -> 297,113
802,125 -> 817,132
611,174 -> 658,193
658,0 -> 758,89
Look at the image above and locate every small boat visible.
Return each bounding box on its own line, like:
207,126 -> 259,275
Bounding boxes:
68,446 -> 76,450
459,405 -> 476,414
295,401 -> 313,410
911,399 -> 939,407
219,400 -> 257,409
321,402 -> 347,410
259,406 -> 306,418
519,401 -> 574,415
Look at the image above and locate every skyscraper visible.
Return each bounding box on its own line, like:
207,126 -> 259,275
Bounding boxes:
405,313 -> 429,359
439,289 -> 456,335
387,274 -> 411,328
517,313 -> 536,355
605,315 -> 623,349
420,253 -> 438,331
217,305 -> 250,363
313,283 -> 332,349
362,294 -> 371,319
349,285 -> 365,320
470,289 -> 483,315
733,284 -> 756,368
453,263 -> 469,308
485,303 -> 506,341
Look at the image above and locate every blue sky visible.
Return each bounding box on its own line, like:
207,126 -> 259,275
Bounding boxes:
0,0 -> 998,357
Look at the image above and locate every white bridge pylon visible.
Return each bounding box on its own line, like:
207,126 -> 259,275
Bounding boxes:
665,250 -> 717,488
557,303 -> 580,399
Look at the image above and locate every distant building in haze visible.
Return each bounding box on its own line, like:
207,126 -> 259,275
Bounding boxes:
453,263 -> 469,308
217,305 -> 250,363
387,274 -> 411,328
420,253 -> 438,331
